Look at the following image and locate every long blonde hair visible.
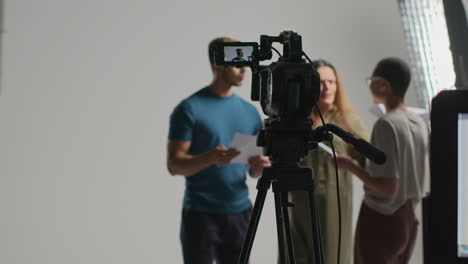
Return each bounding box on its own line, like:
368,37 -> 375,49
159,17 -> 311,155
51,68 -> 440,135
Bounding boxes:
311,60 -> 355,131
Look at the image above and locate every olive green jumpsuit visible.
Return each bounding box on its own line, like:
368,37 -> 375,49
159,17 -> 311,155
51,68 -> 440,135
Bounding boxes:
288,107 -> 369,264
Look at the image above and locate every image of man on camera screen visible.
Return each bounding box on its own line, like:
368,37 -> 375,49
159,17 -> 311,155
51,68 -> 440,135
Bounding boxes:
231,48 -> 247,62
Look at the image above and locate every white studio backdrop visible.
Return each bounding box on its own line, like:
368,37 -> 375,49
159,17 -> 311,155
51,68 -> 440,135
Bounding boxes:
0,0 -> 421,263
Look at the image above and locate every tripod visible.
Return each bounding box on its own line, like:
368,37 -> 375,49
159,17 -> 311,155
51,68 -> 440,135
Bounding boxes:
237,117 -> 386,264
238,163 -> 324,264
237,116 -> 327,264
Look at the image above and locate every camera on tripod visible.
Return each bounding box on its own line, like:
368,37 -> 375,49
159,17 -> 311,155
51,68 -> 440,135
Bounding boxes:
213,31 -> 385,264
213,31 -> 386,166
213,31 -> 320,121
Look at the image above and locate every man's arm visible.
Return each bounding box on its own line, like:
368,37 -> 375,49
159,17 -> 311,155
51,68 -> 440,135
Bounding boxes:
335,154 -> 399,199
167,140 -> 240,176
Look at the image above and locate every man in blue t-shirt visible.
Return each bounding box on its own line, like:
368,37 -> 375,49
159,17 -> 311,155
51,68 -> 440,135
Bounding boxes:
167,37 -> 269,264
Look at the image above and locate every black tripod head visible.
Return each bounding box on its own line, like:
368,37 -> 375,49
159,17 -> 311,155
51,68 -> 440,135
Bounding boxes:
257,117 -> 329,167
257,116 -> 386,169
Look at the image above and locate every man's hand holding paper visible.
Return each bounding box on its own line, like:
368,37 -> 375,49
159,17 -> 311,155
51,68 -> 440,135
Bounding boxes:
230,133 -> 270,177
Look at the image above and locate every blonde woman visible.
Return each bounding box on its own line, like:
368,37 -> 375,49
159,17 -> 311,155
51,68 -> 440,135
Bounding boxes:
288,60 -> 369,264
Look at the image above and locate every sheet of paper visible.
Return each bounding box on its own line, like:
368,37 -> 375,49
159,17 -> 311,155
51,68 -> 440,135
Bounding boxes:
230,133 -> 263,164
318,142 -> 338,156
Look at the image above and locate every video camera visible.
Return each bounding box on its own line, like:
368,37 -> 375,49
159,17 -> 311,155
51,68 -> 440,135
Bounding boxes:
213,31 -> 321,122
213,31 -> 385,166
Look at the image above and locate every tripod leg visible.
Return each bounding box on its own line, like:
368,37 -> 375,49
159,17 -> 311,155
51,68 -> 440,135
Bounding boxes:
280,192 -> 296,264
308,191 -> 325,264
238,176 -> 271,264
274,191 -> 287,264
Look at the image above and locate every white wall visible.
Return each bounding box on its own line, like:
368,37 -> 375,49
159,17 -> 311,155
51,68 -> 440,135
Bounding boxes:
0,0 -> 421,263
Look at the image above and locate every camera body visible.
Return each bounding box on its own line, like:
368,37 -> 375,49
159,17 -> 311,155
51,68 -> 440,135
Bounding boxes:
213,31 -> 321,122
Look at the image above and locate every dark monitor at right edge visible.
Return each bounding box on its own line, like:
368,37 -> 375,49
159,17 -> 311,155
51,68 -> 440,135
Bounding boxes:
427,89 -> 468,263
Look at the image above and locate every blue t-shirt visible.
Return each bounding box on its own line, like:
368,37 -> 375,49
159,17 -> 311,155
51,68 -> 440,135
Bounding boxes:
169,87 -> 262,214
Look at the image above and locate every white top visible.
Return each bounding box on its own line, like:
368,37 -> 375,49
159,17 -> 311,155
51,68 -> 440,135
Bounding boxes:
364,109 -> 430,215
